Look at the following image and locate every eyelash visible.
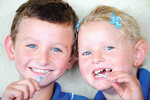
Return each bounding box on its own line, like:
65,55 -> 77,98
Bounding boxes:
82,46 -> 114,56
27,44 -> 37,48
52,48 -> 62,52
26,44 -> 63,53
105,46 -> 114,50
82,51 -> 91,56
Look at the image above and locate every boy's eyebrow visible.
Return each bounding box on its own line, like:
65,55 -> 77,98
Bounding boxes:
51,42 -> 68,49
23,38 -> 39,42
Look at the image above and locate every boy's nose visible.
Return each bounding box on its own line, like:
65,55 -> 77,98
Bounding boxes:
35,51 -> 50,66
92,52 -> 105,64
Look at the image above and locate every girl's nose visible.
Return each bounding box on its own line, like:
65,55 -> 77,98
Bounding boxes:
92,52 -> 105,64
35,50 -> 50,66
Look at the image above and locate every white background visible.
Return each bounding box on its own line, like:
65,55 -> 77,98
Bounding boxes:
0,0 -> 150,99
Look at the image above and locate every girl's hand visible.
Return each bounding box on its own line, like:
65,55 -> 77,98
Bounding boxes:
1,78 -> 40,100
107,71 -> 144,100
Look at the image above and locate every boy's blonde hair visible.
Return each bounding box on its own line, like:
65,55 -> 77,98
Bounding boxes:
79,5 -> 144,43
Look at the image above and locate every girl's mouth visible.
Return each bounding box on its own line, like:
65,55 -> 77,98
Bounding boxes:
93,68 -> 112,78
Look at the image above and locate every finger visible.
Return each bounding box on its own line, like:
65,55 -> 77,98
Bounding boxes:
17,79 -> 39,98
108,71 -> 131,83
11,84 -> 29,99
32,79 -> 40,91
108,71 -> 141,90
2,86 -> 23,100
111,82 -> 124,97
112,75 -> 136,86
25,79 -> 40,98
108,71 -> 127,79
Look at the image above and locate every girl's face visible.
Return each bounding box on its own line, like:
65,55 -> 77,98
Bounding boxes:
8,18 -> 74,86
78,21 -> 136,90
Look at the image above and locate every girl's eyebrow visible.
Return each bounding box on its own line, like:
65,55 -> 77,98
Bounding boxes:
78,48 -> 90,52
23,37 -> 38,41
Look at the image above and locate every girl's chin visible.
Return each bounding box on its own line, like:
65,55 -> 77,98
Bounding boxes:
96,85 -> 113,91
91,82 -> 112,91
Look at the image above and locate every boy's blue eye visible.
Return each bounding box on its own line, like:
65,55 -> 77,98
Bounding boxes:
106,46 -> 114,50
52,48 -> 62,52
83,51 -> 91,56
28,44 -> 36,48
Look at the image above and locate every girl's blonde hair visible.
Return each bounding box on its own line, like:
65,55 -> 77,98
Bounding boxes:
79,5 -> 144,43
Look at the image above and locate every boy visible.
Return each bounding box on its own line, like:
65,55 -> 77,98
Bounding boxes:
77,5 -> 150,100
1,0 -> 88,100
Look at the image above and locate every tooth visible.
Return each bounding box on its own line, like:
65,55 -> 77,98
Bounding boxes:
94,70 -> 101,74
100,69 -> 103,72
95,74 -> 101,77
95,75 -> 99,77
95,74 -> 103,77
95,73 -> 108,78
31,68 -> 51,74
105,69 -> 109,71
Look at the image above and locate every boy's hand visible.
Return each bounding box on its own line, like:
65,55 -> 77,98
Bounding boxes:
2,78 -> 40,100
107,71 -> 144,100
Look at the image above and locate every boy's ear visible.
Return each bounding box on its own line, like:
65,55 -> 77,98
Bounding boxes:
67,54 -> 78,70
4,35 -> 15,60
134,40 -> 148,67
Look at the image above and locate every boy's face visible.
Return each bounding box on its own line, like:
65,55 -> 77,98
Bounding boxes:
9,18 -> 74,86
78,21 -> 137,90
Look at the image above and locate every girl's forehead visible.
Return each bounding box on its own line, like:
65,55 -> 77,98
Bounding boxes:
79,21 -> 124,38
78,21 -> 135,47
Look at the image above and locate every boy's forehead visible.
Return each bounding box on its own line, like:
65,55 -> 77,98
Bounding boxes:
17,17 -> 74,42
19,17 -> 74,32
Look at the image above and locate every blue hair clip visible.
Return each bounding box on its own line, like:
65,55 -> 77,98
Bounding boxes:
76,18 -> 83,32
110,12 -> 122,29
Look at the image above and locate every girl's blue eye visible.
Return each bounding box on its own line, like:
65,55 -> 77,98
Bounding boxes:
83,51 -> 91,56
52,48 -> 62,52
28,44 -> 36,48
106,46 -> 114,50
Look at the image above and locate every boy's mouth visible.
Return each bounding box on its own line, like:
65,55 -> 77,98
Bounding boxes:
93,68 -> 112,78
29,67 -> 53,74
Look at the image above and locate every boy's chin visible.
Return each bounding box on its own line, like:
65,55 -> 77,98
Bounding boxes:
39,80 -> 55,87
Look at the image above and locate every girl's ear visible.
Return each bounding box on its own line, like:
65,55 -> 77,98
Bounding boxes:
4,35 -> 15,60
67,54 -> 78,70
134,40 -> 148,68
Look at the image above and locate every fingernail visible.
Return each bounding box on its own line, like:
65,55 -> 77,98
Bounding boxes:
37,87 -> 40,91
113,80 -> 117,82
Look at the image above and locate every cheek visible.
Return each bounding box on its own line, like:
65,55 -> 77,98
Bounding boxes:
110,55 -> 134,72
14,57 -> 26,78
14,50 -> 32,70
54,59 -> 69,79
54,56 -> 69,70
79,59 -> 89,76
15,51 -> 31,64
